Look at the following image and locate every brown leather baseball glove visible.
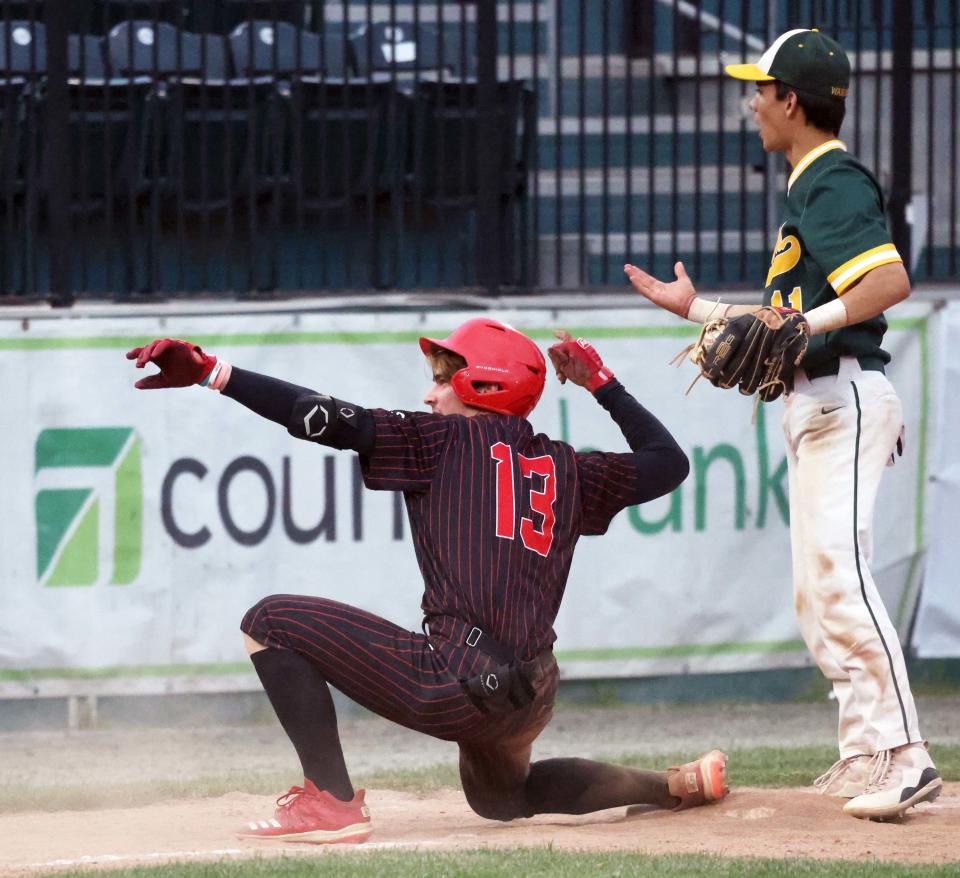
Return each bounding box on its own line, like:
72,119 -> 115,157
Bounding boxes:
677,306 -> 810,402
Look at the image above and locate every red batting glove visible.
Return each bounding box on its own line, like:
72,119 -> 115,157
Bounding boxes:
547,330 -> 615,393
125,338 -> 217,389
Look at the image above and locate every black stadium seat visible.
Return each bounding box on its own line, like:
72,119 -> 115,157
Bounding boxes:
101,23 -> 273,210
408,79 -> 531,284
284,78 -> 400,211
228,20 -> 346,80
349,22 -> 464,78
0,19 -> 46,75
0,20 -> 44,211
0,21 -> 129,222
224,20 -> 353,210
0,75 -> 31,216
107,20 -> 229,79
68,33 -> 109,80
37,80 -> 148,217
409,79 -> 527,207
0,19 -> 42,246
157,77 -> 278,211
104,21 -> 259,212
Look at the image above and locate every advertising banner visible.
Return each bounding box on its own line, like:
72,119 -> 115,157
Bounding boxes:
915,301 -> 960,658
0,303 -> 937,683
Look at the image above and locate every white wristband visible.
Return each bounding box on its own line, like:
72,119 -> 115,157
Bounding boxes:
687,297 -> 729,324
203,359 -> 233,391
803,298 -> 848,336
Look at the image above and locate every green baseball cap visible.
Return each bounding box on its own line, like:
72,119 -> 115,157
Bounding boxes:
725,28 -> 850,99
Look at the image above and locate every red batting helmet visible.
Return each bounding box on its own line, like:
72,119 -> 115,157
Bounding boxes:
419,318 -> 546,418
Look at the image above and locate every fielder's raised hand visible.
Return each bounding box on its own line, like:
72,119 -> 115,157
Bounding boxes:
548,330 -> 614,393
125,338 -> 224,389
625,260 -> 698,319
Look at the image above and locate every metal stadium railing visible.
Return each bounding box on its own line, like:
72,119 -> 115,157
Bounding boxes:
0,1 -> 956,303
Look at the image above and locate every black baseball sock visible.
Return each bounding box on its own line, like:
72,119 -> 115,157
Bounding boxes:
524,758 -> 675,814
250,648 -> 355,802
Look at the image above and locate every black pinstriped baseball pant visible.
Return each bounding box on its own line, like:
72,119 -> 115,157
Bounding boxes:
242,594 -> 672,819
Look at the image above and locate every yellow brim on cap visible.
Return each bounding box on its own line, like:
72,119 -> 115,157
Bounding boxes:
724,63 -> 774,81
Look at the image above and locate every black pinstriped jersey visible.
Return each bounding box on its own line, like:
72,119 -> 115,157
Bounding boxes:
222,366 -> 686,661
361,407 -> 654,658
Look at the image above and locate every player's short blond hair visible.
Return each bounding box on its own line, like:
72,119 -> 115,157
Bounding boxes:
426,348 -> 468,383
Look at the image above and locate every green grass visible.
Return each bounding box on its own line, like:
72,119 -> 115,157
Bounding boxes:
43,850 -> 960,878
5,744 -> 958,815
355,762 -> 461,794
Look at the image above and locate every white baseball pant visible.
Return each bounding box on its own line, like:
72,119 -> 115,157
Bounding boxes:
783,356 -> 922,756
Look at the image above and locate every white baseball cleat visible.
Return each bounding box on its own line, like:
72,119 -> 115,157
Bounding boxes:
842,743 -> 942,820
814,754 -> 874,798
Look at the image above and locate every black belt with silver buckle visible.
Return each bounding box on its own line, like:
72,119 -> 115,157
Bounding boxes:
464,625 -> 515,663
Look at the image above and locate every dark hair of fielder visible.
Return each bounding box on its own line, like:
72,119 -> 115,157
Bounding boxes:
774,80 -> 846,136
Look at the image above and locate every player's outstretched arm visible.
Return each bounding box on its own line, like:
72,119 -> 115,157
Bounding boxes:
625,262 -> 761,323
126,338 -> 374,453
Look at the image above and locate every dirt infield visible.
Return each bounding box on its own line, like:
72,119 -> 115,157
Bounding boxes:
2,697 -> 958,874
2,784 -> 957,875
6,695 -> 958,790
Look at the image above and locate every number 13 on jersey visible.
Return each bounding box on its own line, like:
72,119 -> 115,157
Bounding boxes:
490,442 -> 557,557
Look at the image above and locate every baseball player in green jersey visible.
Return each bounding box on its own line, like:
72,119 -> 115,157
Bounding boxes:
625,29 -> 941,821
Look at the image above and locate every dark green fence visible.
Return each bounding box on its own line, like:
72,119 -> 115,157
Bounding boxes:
0,1 -> 956,302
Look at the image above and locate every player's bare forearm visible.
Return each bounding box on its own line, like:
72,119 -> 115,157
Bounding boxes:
673,262 -> 907,330
836,262 -> 910,324
798,263 -> 909,336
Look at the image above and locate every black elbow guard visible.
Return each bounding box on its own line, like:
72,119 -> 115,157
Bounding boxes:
288,394 -> 375,453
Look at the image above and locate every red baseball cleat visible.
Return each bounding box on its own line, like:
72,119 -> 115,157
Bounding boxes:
667,749 -> 729,810
238,779 -> 372,843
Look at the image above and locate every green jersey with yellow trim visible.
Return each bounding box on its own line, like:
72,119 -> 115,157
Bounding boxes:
762,140 -> 902,373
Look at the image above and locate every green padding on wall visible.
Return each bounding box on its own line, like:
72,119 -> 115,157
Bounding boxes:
112,438 -> 142,585
47,498 -> 99,587
35,488 -> 91,580
35,428 -> 133,472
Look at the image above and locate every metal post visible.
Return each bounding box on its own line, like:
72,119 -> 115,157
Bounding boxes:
763,0 -> 781,255
44,0 -> 73,306
475,0 -> 499,291
889,0 -> 913,270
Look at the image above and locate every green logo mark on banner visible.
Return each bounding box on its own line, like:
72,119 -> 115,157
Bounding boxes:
34,428 -> 143,586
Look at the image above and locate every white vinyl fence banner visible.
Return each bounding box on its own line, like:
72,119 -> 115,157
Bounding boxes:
915,301 -> 960,658
0,302 -> 939,684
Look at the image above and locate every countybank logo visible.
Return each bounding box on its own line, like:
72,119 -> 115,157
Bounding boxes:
34,428 -> 142,586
